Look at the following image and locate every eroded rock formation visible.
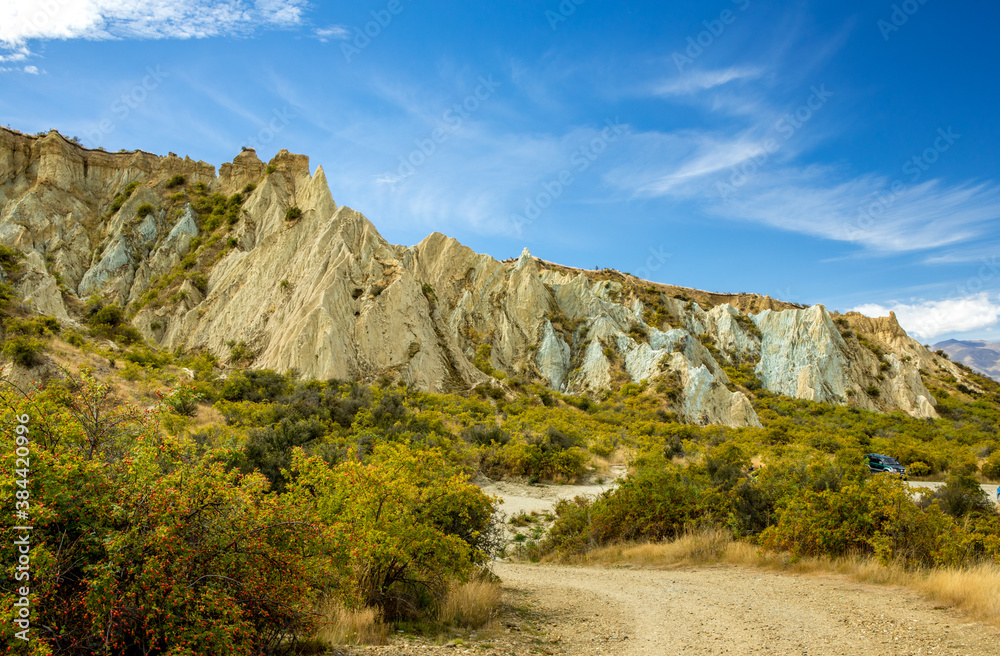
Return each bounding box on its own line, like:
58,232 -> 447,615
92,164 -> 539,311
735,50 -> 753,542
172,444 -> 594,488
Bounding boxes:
0,128 -> 958,427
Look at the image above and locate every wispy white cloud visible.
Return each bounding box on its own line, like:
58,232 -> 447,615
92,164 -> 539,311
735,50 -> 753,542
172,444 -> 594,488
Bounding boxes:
853,293 -> 1000,339
0,45 -> 30,62
314,25 -> 350,42
708,171 -> 1000,253
23,65 -> 38,74
607,130 -> 772,198
0,0 -> 307,51
653,66 -> 764,97
604,117 -> 1000,254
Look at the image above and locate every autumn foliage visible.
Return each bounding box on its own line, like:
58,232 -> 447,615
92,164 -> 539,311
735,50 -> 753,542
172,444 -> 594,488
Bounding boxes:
0,375 -> 498,654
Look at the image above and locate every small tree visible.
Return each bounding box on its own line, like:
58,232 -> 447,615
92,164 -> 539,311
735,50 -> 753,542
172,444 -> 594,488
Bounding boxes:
287,444 -> 499,618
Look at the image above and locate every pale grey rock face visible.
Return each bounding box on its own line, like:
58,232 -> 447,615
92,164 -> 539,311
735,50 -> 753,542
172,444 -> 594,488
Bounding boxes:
574,339 -> 613,391
0,127 -> 951,426
707,304 -> 760,363
754,305 -> 849,403
753,305 -> 937,418
78,237 -> 132,298
536,320 -> 571,391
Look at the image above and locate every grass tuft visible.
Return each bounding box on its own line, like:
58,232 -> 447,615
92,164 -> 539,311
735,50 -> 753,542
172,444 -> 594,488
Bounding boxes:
314,599 -> 389,646
438,579 -> 502,629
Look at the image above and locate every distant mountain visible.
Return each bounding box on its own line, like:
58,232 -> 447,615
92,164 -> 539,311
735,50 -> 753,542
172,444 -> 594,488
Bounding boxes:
933,339 -> 1000,381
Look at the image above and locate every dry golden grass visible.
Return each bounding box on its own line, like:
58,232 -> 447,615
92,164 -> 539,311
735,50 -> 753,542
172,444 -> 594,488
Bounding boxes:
191,403 -> 226,431
561,528 -> 757,568
588,455 -> 612,477
554,529 -> 1000,626
438,579 -> 502,628
314,599 -> 389,646
919,564 -> 1000,623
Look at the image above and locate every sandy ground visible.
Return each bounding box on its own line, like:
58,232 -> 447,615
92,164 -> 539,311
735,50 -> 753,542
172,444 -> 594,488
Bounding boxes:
478,466 -> 627,519
910,480 -> 1000,503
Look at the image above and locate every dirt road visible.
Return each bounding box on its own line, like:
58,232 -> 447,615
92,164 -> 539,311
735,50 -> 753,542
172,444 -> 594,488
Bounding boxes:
396,476 -> 1000,656
910,480 -> 1000,502
495,562 -> 1000,655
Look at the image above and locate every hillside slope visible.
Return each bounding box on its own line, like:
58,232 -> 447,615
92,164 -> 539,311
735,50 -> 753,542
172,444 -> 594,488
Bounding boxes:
0,127 -> 978,427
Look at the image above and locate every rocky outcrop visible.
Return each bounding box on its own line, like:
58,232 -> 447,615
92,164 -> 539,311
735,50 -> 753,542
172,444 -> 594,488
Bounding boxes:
0,128 -> 958,427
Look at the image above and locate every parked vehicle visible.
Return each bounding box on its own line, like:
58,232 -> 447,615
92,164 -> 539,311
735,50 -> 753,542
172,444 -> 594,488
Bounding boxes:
865,453 -> 907,477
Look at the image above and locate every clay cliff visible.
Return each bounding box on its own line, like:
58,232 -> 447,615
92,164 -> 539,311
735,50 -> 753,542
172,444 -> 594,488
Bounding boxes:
1,128 -> 974,427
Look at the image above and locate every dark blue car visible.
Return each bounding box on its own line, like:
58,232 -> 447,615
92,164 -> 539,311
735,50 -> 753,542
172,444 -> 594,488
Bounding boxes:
865,453 -> 906,477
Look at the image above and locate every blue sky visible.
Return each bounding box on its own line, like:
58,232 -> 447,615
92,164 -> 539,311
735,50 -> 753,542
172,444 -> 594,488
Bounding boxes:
2,0 -> 999,343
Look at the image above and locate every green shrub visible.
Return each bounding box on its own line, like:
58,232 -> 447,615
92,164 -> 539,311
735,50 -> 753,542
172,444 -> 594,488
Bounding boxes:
160,384 -> 205,417
63,329 -> 86,347
108,181 -> 141,214
544,497 -> 595,554
89,303 -> 126,329
135,203 -> 155,219
287,443 -> 500,617
228,340 -> 254,365
2,336 -> 45,367
86,302 -> 142,345
919,468 -> 993,518
165,174 -> 186,188
761,475 -> 955,567
462,424 -> 509,447
123,347 -> 171,369
473,344 -> 497,377
190,274 -> 208,294
241,417 -> 327,491
983,452 -> 1000,481
0,378 -> 326,653
285,206 -> 303,222
591,464 -> 711,543
265,164 -> 278,175
0,244 -> 23,275
8,316 -> 59,337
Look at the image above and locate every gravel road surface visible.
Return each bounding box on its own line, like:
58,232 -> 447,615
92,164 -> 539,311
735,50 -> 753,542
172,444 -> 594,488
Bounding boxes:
495,562 -> 1000,655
